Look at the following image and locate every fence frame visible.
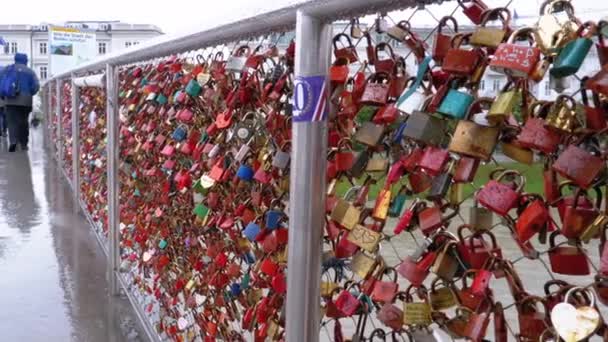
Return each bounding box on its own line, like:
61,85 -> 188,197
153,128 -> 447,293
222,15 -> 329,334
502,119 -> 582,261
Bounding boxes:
41,1 -> 431,341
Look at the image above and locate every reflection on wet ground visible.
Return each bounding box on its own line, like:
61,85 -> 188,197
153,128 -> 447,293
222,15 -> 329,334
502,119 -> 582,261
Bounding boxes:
0,128 -> 141,342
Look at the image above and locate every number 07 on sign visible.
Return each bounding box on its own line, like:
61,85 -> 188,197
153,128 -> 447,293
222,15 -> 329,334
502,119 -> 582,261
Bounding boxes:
292,75 -> 328,122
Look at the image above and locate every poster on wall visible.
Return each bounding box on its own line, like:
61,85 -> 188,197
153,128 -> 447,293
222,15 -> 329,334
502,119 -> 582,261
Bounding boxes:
49,26 -> 96,77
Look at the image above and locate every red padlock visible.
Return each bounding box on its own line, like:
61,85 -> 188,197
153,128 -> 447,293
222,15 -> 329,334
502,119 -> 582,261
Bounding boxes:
517,102 -> 561,154
517,296 -> 549,341
476,170 -> 524,216
516,197 -> 549,243
335,287 -> 361,317
466,231 -> 503,270
397,251 -> 436,287
418,146 -> 450,176
433,16 -> 459,64
581,77 -> 607,131
453,156 -> 480,183
418,203 -> 458,236
553,144 -> 604,189
559,187 -> 600,239
370,267 -> 399,304
458,0 -> 489,25
548,231 -> 591,276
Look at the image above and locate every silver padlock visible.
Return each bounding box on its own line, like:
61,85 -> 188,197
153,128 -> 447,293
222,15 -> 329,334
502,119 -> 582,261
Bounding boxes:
225,45 -> 250,72
272,142 -> 291,169
235,137 -> 254,162
550,74 -> 571,93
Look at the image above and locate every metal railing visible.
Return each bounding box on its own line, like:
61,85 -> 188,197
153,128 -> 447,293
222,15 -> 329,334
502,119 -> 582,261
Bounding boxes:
42,0 -> 442,341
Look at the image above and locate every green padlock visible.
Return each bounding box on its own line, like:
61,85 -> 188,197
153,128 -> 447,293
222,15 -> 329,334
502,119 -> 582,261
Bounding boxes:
355,105 -> 378,124
156,94 -> 168,105
388,185 -> 409,218
185,79 -> 202,97
551,22 -> 596,78
193,203 -> 209,219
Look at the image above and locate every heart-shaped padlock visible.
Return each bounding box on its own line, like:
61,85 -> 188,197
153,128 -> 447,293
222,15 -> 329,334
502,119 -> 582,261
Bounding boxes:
550,287 -> 601,342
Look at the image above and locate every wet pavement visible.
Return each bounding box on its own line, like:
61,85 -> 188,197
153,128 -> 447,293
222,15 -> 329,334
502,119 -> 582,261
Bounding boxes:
0,128 -> 142,342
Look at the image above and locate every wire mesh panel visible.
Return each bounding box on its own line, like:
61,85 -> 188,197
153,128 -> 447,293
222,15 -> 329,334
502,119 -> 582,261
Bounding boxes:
79,86 -> 109,241
61,81 -> 73,180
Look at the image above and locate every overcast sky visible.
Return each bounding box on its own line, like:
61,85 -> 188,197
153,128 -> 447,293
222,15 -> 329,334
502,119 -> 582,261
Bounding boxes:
0,0 -> 607,34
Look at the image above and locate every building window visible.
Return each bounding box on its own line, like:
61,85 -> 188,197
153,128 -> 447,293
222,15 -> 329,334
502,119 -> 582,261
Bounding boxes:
480,80 -> 485,90
40,42 -> 47,55
98,42 -> 107,55
125,42 -> 132,48
39,66 -> 47,81
3,44 -> 8,54
133,41 -> 139,46
492,79 -> 501,92
545,81 -> 551,96
10,42 -> 17,54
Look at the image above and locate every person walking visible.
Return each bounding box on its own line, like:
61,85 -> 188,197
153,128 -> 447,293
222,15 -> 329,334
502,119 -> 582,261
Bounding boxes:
0,66 -> 6,137
0,53 -> 39,152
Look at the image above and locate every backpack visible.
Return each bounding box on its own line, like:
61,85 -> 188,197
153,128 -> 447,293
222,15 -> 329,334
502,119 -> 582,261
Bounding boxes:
0,65 -> 19,98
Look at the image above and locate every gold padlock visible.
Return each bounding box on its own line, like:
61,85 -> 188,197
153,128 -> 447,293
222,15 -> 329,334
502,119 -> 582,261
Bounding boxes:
545,94 -> 578,132
347,224 -> 382,252
470,8 -> 511,48
330,198 -> 361,230
351,251 -> 379,279
448,98 -> 500,161
501,141 -> 534,165
580,214 -> 608,243
403,301 -> 432,326
372,186 -> 391,221
432,242 -> 460,281
429,279 -> 458,310
536,0 -> 579,54
449,182 -> 465,205
488,83 -> 522,124
321,282 -> 340,297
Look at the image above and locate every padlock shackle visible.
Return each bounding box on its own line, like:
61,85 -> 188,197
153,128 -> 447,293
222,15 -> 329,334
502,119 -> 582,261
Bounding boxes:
437,16 -> 458,35
576,21 -> 598,39
450,32 -> 473,49
333,33 -> 355,49
564,286 -> 596,308
495,169 -> 526,193
374,42 -> 396,62
517,295 -> 547,315
543,279 -> 571,296
465,96 -> 494,121
540,0 -> 575,18
506,26 -> 539,46
479,7 -> 511,29
468,229 -> 499,251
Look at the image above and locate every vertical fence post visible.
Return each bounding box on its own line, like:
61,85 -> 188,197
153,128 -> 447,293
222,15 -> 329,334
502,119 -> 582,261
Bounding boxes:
71,79 -> 81,212
106,63 -> 120,295
286,10 -> 332,342
47,84 -> 53,153
56,81 -> 63,166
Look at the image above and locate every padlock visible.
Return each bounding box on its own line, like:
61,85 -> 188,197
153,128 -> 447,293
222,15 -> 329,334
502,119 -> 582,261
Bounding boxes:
370,267 -> 399,304
397,250 -> 436,287
468,198 -> 493,232
517,101 -> 561,154
360,72 -> 392,106
353,122 -> 384,147
457,270 -> 492,311
535,0 -> 579,54
418,145 -> 450,176
550,287 -> 601,341
396,77 -> 430,116
437,77 -> 475,119
477,169 -> 525,216
394,200 -> 424,235
463,230 -> 503,270
225,45 -> 250,72
516,196 -> 549,243
457,0 -> 488,25
432,240 -> 467,281
551,21 -> 597,78
271,141 -> 291,169
403,111 -> 448,147
487,81 -> 522,125
373,42 -> 396,74
548,231 -> 590,275
464,301 -> 492,342
559,186 -> 601,239
490,27 -> 542,78
580,77 -> 607,131
553,144 -> 604,189
453,156 -> 480,183
402,286 -> 432,326
330,198 -> 361,230
429,278 -> 457,310
350,251 -> 379,279
597,20 -> 608,66
347,224 -> 382,252
376,292 -> 406,331
418,203 -> 458,236
442,33 -> 484,76
432,16 -> 459,64
470,7 -> 511,48
427,166 -> 454,202
448,97 -> 499,161
517,296 -> 550,341
371,186 -> 391,221
333,33 -> 359,64
501,140 -> 534,165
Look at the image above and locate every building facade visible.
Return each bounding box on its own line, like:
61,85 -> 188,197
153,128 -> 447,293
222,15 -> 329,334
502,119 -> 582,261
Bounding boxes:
0,21 -> 163,81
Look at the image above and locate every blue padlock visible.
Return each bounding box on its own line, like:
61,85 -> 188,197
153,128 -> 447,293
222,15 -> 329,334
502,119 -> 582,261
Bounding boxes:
158,239 -> 168,249
156,93 -> 168,105
229,283 -> 241,297
185,79 -> 202,97
243,222 -> 260,241
437,88 -> 474,119
265,210 -> 283,230
236,165 -> 254,181
243,252 -> 256,265
172,126 -> 187,142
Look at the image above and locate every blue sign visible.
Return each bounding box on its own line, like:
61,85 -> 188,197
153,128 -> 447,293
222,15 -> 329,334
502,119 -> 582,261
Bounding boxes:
292,75 -> 327,122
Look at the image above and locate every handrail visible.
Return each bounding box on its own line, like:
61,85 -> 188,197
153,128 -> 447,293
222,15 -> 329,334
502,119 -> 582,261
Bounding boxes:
46,0 -> 421,81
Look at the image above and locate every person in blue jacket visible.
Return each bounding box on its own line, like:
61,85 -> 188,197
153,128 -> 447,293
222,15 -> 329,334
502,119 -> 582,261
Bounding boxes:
0,66 -> 6,137
0,53 -> 39,152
